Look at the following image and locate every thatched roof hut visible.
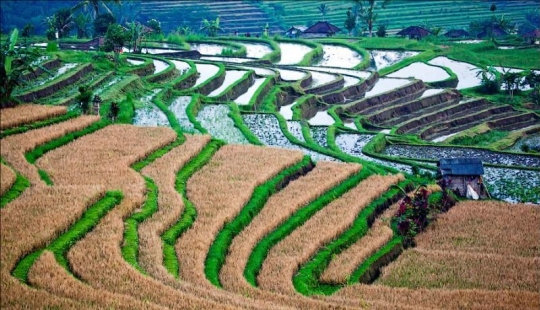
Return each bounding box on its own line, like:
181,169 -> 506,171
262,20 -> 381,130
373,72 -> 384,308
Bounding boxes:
522,29 -> 540,44
396,26 -> 431,40
477,26 -> 508,38
302,21 -> 341,38
444,29 -> 470,38
284,25 -> 307,38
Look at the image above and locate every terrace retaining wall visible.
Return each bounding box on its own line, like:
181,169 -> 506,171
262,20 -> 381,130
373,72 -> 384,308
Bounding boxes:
367,89 -> 461,125
488,113 -> 540,131
16,64 -> 93,103
146,65 -> 179,83
340,79 -> 426,116
128,61 -> 155,77
305,75 -> 345,95
22,59 -> 61,81
173,70 -> 198,90
322,72 -> 380,104
196,70 -> 226,96
397,98 -> 487,134
155,50 -> 201,59
216,71 -> 256,101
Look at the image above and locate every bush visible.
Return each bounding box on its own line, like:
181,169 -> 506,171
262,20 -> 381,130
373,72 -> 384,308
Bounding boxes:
376,25 -> 387,37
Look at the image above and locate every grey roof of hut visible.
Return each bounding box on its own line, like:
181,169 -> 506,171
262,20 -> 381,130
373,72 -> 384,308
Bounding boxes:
303,21 -> 341,34
438,158 -> 484,176
477,26 -> 508,38
396,26 -> 431,39
444,29 -> 470,38
523,29 -> 540,38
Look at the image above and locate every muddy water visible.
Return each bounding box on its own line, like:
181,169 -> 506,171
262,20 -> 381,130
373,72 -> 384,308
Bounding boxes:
197,105 -> 249,144
235,78 -> 267,105
277,42 -> 312,65
169,96 -> 197,133
133,89 -> 169,127
239,42 -> 272,58
243,113 -> 338,162
193,63 -> 220,87
428,57 -> 481,89
368,50 -> 419,71
387,62 -> 449,82
314,45 -> 362,68
208,70 -> 248,97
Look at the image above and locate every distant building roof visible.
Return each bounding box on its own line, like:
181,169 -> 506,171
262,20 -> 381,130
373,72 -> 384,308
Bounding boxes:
523,29 -> 540,38
396,26 -> 431,39
438,158 -> 484,176
303,21 -> 341,34
284,25 -> 307,35
477,26 -> 508,38
444,29 -> 470,38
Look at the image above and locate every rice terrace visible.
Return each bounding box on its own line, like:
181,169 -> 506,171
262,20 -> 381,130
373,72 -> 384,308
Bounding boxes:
2,0 -> 540,309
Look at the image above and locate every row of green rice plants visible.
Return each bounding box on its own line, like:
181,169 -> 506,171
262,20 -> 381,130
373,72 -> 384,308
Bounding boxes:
244,168 -> 372,286
205,156 -> 313,287
152,87 -> 184,134
185,94 -> 209,134
122,177 -> 158,273
292,180 -> 412,295
162,140 -> 224,278
44,71 -> 114,106
0,111 -> 80,139
25,120 -> 109,165
275,37 -> 323,66
227,103 -> 263,145
315,39 -> 371,70
0,158 -> 31,208
12,191 -> 123,283
101,74 -> 145,103
13,61 -> 81,95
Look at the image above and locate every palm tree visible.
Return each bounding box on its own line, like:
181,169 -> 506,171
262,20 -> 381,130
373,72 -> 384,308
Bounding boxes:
317,4 -> 331,22
72,0 -> 122,20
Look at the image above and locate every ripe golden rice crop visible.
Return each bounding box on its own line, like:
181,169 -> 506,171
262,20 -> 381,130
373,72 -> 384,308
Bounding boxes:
328,282 -> 539,310
320,208 -> 395,284
0,115 -> 99,186
0,163 -> 16,195
220,161 -> 361,292
29,250 -> 166,310
258,173 -> 404,295
415,200 -> 540,257
138,134 -> 211,279
0,104 -> 67,130
177,144 -> 304,286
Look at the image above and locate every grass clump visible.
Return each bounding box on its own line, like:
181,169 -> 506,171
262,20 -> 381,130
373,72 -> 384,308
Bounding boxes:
0,160 -> 30,209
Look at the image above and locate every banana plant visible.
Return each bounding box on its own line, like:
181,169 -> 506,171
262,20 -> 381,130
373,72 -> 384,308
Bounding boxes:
1,29 -> 41,108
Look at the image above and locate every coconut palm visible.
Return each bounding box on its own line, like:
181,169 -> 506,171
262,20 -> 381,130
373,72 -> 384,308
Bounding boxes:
72,0 -> 121,20
317,4 -> 331,21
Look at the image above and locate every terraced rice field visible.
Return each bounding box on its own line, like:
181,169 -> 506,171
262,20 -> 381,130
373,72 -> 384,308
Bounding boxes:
1,32 -> 539,309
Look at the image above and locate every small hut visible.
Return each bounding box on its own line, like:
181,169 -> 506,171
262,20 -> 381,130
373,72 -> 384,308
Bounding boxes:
396,26 -> 431,40
302,21 -> 341,38
284,25 -> 307,38
522,29 -> 540,45
477,25 -> 508,39
444,29 -> 470,38
438,158 -> 487,199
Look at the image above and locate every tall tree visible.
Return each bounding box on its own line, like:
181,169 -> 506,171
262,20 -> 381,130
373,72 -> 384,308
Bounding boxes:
72,0 -> 121,20
74,13 -> 91,38
104,23 -> 129,67
352,0 -> 391,37
344,8 -> 356,36
54,8 -> 75,38
318,4 -> 331,22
